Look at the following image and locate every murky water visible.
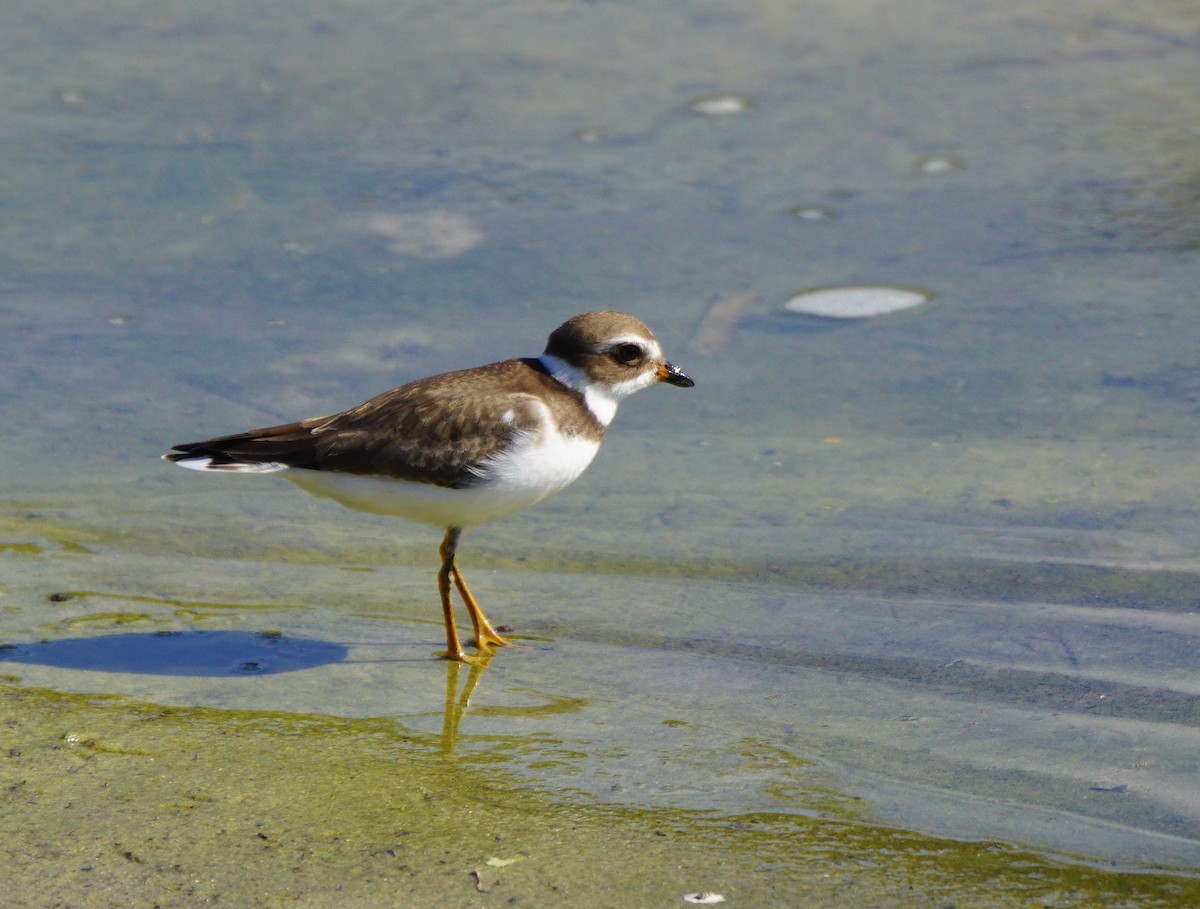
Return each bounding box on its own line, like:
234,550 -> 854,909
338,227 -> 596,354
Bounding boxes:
3,0 -> 1200,904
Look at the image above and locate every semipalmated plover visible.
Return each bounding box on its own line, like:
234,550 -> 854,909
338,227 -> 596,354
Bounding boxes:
165,311 -> 693,662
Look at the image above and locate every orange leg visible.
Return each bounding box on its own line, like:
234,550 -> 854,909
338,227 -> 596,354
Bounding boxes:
438,527 -> 510,661
451,562 -> 511,651
438,528 -> 474,663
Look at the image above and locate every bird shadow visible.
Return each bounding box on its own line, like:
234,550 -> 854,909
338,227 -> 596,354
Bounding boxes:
0,630 -> 348,677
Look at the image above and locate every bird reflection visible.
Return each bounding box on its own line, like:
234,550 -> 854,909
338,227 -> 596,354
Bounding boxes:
435,652 -> 590,755
440,654 -> 491,753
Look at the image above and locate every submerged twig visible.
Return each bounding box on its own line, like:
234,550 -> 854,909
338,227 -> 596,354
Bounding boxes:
692,291 -> 758,355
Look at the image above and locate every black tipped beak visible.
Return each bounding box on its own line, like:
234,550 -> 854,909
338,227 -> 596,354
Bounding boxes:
657,362 -> 695,388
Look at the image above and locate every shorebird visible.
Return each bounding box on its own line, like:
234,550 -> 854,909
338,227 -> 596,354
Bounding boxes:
165,311 -> 693,662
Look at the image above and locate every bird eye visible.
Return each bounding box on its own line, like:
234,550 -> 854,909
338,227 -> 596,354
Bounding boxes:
613,343 -> 643,365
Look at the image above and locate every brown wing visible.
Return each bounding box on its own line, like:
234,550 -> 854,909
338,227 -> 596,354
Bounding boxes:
165,358 -> 594,488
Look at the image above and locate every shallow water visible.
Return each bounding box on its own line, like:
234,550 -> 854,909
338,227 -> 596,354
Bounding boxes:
3,0 -> 1200,904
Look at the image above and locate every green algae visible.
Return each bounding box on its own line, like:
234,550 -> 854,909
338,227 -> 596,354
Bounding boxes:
4,499 -> 1199,864
51,611 -> 168,629
0,508 -> 104,553
0,542 -> 45,555
48,590 -> 300,618
3,682 -> 1197,909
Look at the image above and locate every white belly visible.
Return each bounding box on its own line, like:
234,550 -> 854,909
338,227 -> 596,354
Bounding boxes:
285,431 -> 600,528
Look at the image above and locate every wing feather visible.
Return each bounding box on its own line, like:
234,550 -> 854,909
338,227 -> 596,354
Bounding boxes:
164,358 -> 593,488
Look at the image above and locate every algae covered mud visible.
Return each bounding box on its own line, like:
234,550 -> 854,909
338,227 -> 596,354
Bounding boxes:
2,501 -> 1200,907
4,682 -> 1198,909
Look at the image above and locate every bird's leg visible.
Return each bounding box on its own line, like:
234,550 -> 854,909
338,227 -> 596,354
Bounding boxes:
442,527 -> 511,652
438,527 -> 475,663
451,563 -> 511,651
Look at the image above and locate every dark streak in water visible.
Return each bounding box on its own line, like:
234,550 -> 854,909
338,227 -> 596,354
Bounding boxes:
0,630 -> 347,677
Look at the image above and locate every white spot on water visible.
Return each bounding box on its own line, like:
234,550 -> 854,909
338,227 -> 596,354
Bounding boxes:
916,155 -> 964,175
784,286 -> 931,320
58,86 -> 86,106
687,93 -> 753,116
343,211 -> 483,259
788,204 -> 832,221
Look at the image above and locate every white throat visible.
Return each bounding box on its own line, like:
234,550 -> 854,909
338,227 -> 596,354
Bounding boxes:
539,353 -> 620,426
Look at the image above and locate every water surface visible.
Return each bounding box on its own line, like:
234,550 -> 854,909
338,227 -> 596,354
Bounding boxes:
3,0 -> 1200,904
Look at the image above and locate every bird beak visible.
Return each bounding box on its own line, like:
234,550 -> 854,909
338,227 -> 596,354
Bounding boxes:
657,362 -> 695,388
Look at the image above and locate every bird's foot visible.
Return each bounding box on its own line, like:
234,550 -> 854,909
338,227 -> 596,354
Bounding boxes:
442,647 -> 489,665
473,627 -> 511,652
